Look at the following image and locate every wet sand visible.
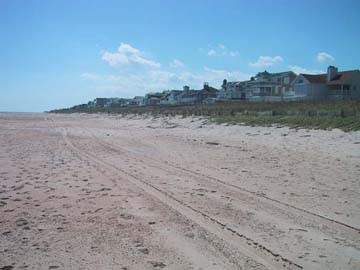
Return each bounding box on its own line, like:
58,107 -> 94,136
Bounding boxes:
0,112 -> 359,270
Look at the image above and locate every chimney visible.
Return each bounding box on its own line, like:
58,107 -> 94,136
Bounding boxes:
327,66 -> 338,82
203,82 -> 209,90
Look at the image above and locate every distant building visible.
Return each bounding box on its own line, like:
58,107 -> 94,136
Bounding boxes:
250,71 -> 296,96
218,79 -> 245,100
129,96 -> 145,106
151,84 -> 220,106
93,98 -> 109,107
145,92 -> 163,106
327,67 -> 360,100
178,89 -> 202,105
292,74 -> 328,99
200,83 -> 219,101
83,65 -> 359,109
90,98 -> 129,107
219,70 -> 296,100
177,83 -> 219,105
160,90 -> 183,105
292,66 -> 360,100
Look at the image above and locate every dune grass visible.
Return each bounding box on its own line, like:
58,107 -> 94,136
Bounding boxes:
50,100 -> 360,131
211,115 -> 360,131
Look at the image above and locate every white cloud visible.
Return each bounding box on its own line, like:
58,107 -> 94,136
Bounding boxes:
81,72 -> 101,81
207,44 -> 239,57
288,65 -> 324,74
82,66 -> 251,95
317,52 -> 335,63
101,43 -> 160,68
208,49 -> 216,56
249,56 -> 283,67
203,67 -> 250,82
169,59 -> 185,68
218,44 -> 226,50
85,43 -> 251,96
229,51 -> 239,57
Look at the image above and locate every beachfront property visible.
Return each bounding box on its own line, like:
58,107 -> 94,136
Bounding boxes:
160,90 -> 183,105
176,87 -> 201,105
292,66 -> 360,100
219,66 -> 360,101
219,71 -> 297,101
218,80 -> 243,100
83,66 -> 360,109
251,71 -> 297,96
88,97 -> 131,108
144,92 -> 163,106
129,96 -> 145,106
176,83 -> 218,105
149,83 -> 219,106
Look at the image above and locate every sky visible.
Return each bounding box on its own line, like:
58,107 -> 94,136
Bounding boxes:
1,0 -> 360,112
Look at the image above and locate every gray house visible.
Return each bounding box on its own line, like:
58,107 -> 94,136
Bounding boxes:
219,70 -> 296,100
292,74 -> 328,99
157,84 -> 219,105
218,80 -> 246,100
249,71 -> 296,96
178,88 -> 202,105
292,66 -> 360,100
129,96 -> 145,106
144,92 -> 164,106
160,90 -> 183,105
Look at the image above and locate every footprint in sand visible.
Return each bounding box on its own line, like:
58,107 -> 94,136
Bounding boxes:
15,218 -> 28,227
0,266 -> 14,270
148,261 -> 166,269
138,247 -> 149,254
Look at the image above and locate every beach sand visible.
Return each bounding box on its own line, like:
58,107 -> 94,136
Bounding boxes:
0,112 -> 359,269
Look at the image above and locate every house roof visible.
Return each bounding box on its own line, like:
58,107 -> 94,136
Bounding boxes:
300,69 -> 360,85
170,90 -> 182,95
256,70 -> 295,77
271,71 -> 296,76
301,74 -> 327,84
202,86 -> 218,92
326,70 -> 360,85
179,90 -> 201,98
146,92 -> 163,98
162,90 -> 182,100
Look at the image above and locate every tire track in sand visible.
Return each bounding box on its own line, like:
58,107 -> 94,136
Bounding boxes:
85,126 -> 360,234
59,125 -> 302,270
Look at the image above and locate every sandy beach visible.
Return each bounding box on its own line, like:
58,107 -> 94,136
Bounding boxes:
0,112 -> 359,270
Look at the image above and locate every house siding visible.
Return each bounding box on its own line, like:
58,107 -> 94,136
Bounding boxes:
294,83 -> 328,99
349,72 -> 360,100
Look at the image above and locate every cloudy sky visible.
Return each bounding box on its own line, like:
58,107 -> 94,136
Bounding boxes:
1,0 -> 360,112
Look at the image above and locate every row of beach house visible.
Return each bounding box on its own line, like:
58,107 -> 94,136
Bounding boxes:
87,65 -> 360,108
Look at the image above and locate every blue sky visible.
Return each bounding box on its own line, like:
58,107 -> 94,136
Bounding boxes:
1,0 -> 360,112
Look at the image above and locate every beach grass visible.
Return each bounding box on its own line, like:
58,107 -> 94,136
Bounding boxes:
211,114 -> 360,131
50,100 -> 360,131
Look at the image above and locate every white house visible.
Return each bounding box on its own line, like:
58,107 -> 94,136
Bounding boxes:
292,66 -> 360,100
